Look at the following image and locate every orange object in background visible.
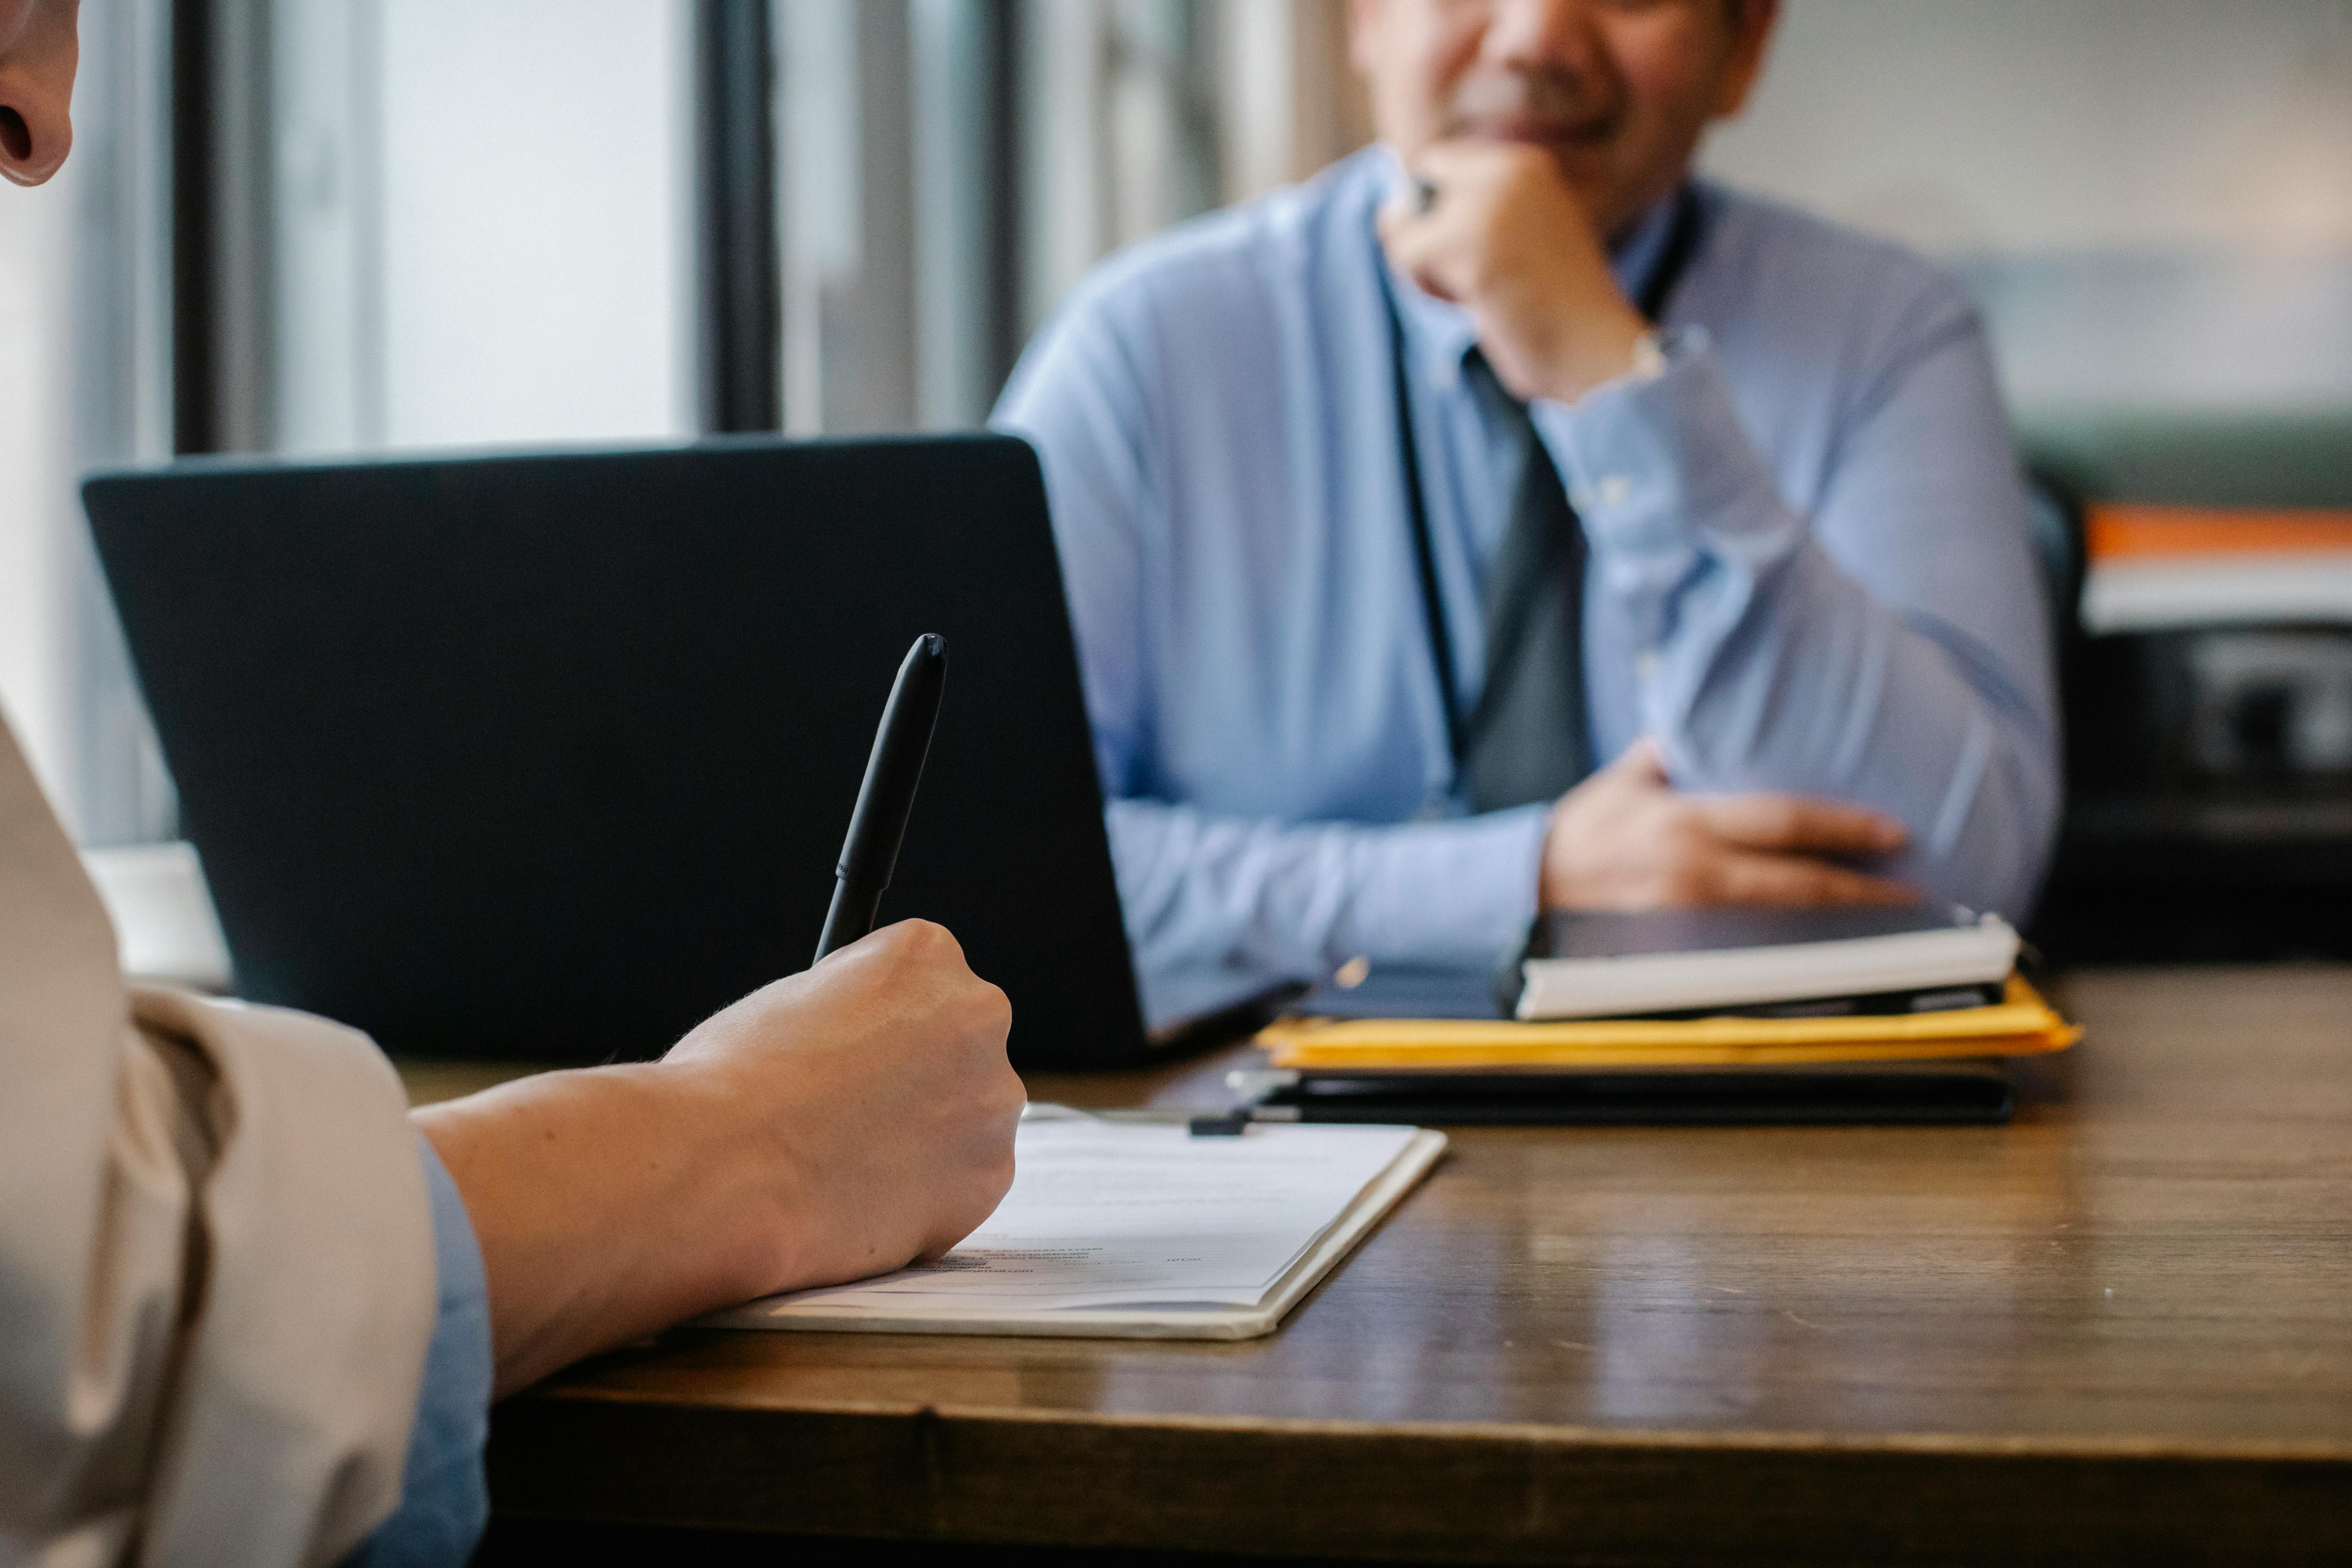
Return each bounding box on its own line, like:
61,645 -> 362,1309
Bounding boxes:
2086,504 -> 2352,561
2078,504 -> 2352,633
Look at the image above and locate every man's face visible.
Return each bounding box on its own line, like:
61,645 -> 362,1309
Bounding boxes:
1350,0 -> 1778,236
0,0 -> 80,187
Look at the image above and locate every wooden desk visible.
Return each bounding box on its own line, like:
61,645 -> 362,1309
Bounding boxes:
482,967 -> 2352,1565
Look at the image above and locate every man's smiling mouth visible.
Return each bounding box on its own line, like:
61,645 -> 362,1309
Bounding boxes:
1468,113 -> 1619,148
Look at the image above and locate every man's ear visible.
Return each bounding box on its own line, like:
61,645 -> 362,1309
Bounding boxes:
1710,0 -> 1780,122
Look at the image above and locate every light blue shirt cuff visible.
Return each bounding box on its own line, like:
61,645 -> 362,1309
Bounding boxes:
1535,332 -> 1794,651
1351,804 -> 1551,965
1543,330 -> 1782,531
340,1136 -> 493,1568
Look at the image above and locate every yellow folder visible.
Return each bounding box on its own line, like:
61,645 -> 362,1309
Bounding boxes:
1255,975 -> 2080,1071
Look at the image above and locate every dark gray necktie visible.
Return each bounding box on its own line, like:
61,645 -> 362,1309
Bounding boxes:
1456,352 -> 1590,813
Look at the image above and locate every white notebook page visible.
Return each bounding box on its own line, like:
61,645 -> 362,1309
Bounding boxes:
750,1111 -> 1422,1314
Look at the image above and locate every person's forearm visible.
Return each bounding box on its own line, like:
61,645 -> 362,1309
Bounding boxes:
1109,797 -> 1550,997
1539,347 -> 2059,916
1646,540 -> 2057,913
409,926 -> 1023,1400
412,1063 -> 780,1398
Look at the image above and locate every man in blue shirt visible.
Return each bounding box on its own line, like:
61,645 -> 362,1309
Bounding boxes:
996,0 -> 2058,1013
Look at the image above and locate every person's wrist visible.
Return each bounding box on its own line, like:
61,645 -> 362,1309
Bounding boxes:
1537,796 -> 1573,908
552,1061 -> 791,1314
656,1054 -> 819,1305
1524,301 -> 1650,405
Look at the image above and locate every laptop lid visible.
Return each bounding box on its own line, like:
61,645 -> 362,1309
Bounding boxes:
84,433 -> 1148,1068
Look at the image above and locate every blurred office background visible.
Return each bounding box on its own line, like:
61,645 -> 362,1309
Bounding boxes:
4,0 -> 2348,950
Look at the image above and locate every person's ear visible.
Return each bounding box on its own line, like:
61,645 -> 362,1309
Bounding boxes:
1708,0 -> 1779,121
0,0 -> 81,188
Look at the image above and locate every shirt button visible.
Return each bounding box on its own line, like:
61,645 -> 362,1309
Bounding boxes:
1597,474 -> 1633,507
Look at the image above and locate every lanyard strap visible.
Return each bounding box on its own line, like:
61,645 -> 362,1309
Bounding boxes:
1382,184 -> 1706,769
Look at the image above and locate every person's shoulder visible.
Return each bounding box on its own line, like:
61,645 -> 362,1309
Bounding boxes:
1693,181 -> 1981,344
995,150 -> 1385,455
1044,148 -> 1387,350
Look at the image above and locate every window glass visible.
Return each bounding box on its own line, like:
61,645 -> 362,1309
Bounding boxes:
276,0 -> 694,455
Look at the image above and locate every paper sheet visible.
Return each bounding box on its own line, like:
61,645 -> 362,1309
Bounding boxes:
758,1112 -> 1421,1314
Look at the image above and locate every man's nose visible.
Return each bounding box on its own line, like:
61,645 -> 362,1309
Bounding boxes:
1483,0 -> 1610,78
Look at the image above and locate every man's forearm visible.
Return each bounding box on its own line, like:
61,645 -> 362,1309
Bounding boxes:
1109,797 -> 1550,997
1653,541 -> 2055,911
1540,345 -> 2060,916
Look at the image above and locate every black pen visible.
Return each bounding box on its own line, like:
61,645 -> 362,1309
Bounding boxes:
813,633 -> 949,964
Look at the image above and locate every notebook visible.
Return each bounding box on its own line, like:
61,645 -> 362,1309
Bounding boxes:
697,1107 -> 1446,1341
1512,907 -> 2021,1021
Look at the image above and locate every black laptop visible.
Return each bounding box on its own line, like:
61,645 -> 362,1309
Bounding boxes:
83,434 -> 1165,1068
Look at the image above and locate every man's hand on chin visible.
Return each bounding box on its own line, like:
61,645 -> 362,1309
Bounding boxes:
1541,739 -> 1919,911
1375,138 -> 1652,405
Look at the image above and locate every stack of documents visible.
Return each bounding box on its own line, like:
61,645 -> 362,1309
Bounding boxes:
1258,975 -> 2079,1072
701,1108 -> 1446,1340
1261,906 -> 2077,1076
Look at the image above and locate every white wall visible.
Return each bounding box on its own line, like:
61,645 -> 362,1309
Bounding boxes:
1702,0 -> 2352,411
1706,0 -> 2352,256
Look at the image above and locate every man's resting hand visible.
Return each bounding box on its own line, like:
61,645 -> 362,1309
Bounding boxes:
415,919 -> 1021,1397
1541,739 -> 1916,910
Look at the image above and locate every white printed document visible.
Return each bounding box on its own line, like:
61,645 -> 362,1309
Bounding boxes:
697,1109 -> 1446,1340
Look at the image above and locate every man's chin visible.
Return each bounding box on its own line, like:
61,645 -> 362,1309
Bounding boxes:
1529,139 -> 1623,218
1433,122 -> 1636,227
1465,125 -> 1613,184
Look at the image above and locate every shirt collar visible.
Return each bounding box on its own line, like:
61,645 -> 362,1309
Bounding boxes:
1371,144 -> 1686,395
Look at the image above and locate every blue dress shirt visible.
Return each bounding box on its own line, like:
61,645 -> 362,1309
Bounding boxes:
994,147 -> 2058,1016
343,1137 -> 492,1567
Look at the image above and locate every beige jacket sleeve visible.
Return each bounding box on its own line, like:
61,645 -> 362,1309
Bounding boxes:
0,718 -> 438,1567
